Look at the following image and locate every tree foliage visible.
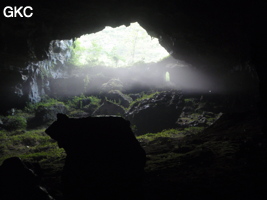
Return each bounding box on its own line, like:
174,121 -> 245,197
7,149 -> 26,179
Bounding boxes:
69,22 -> 169,68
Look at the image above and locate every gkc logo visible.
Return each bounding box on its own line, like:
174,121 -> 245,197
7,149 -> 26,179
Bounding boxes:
3,6 -> 33,18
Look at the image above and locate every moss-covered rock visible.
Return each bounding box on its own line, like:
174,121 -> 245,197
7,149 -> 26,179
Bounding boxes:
1,115 -> 27,130
34,103 -> 68,124
92,100 -> 125,116
126,90 -> 184,135
100,78 -> 123,92
106,90 -> 132,108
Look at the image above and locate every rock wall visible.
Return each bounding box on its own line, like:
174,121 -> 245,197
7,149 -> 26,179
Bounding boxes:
0,39 -> 72,112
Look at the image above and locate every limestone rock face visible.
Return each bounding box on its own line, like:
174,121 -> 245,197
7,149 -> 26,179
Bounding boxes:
22,40 -> 73,103
126,91 -> 184,135
0,39 -> 73,112
45,114 -> 146,200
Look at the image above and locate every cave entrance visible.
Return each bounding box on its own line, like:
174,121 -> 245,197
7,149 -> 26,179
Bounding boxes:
69,22 -> 170,68
165,71 -> 170,82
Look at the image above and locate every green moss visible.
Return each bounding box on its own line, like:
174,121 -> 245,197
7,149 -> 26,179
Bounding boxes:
89,96 -> 101,106
68,109 -> 88,117
137,128 -> 185,142
105,97 -> 127,111
128,91 -> 159,109
5,115 -> 27,130
20,147 -> 66,163
184,98 -> 193,103
136,126 -> 205,143
183,127 -> 205,134
108,90 -> 132,104
11,131 -> 52,146
206,117 -> 216,125
0,128 -> 63,165
145,152 -> 183,171
66,94 -> 101,109
25,98 -> 66,113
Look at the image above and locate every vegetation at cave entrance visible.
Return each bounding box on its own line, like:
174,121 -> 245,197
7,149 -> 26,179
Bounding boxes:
69,22 -> 170,68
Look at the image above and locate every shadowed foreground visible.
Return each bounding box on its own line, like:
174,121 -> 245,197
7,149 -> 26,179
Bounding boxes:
45,114 -> 146,200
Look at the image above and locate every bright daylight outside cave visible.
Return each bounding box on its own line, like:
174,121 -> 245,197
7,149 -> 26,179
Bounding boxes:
71,22 -> 169,67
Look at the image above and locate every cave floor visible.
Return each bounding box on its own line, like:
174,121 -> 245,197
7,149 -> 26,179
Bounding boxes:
39,111 -> 267,200
142,111 -> 267,200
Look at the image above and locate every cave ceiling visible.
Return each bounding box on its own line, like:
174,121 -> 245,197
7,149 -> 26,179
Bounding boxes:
0,0 -> 264,71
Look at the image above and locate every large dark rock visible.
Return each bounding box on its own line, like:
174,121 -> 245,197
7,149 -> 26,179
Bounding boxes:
0,157 -> 54,200
45,114 -> 146,200
126,91 -> 184,135
106,90 -> 132,108
92,100 -> 125,116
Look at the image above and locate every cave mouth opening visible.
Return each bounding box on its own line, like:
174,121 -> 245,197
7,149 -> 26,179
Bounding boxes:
69,22 -> 170,68
51,21 -> 186,96
60,22 -> 219,96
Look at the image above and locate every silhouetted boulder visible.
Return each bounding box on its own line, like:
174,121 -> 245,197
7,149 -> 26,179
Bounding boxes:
0,157 -> 54,200
45,114 -> 146,200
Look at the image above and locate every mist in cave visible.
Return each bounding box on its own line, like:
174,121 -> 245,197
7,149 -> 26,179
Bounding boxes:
48,22 -> 226,98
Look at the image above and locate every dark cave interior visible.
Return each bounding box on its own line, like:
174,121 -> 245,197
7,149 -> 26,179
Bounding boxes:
0,0 -> 267,200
